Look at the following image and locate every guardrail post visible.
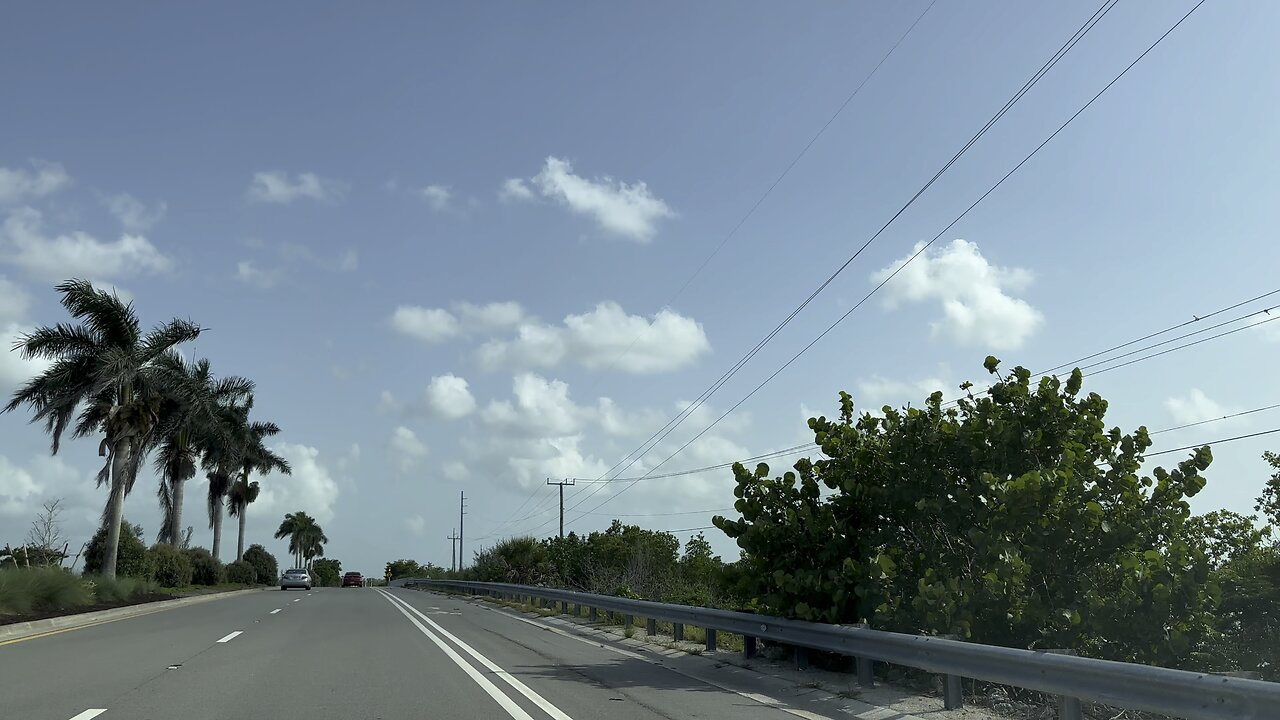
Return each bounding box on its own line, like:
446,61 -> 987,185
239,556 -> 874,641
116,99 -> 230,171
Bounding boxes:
647,618 -> 657,636
572,603 -> 580,616
743,636 -> 757,659
1046,649 -> 1083,720
624,614 -> 633,629
705,629 -> 717,653
589,606 -> 598,622
939,634 -> 963,710
672,622 -> 684,641
794,646 -> 809,670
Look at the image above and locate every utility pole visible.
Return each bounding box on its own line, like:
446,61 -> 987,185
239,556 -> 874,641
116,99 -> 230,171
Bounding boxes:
447,529 -> 459,572
459,491 -> 467,569
547,478 -> 575,538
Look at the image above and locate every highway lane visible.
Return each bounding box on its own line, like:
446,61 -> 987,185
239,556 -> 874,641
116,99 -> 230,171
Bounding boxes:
1,584 -> 840,719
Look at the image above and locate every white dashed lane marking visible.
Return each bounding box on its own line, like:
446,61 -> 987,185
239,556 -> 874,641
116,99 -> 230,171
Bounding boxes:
216,631 -> 243,643
270,609 -> 281,614
69,711 -> 107,720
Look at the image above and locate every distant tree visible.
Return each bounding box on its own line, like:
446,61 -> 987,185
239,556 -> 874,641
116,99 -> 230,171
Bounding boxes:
242,543 -> 279,585
1258,451 -> 1280,528
384,559 -> 424,580
311,558 -> 342,586
227,401 -> 290,561
273,511 -> 326,569
84,520 -> 149,578
26,498 -> 68,567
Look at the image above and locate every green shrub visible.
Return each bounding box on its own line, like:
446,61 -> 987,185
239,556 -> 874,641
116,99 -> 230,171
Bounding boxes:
85,574 -> 157,603
0,567 -> 90,614
311,558 -> 341,587
225,561 -> 257,585
83,520 -> 150,578
148,544 -> 193,588
184,548 -> 224,586
242,544 -> 278,585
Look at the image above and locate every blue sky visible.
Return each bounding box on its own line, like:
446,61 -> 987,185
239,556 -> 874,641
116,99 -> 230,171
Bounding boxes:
2,2 -> 1278,574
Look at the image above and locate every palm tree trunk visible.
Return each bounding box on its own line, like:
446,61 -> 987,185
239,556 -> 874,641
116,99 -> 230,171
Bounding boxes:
211,506 -> 223,561
101,438 -> 131,579
236,510 -> 247,562
169,477 -> 185,546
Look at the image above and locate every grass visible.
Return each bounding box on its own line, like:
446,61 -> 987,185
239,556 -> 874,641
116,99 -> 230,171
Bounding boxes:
0,567 -> 167,619
154,582 -> 256,597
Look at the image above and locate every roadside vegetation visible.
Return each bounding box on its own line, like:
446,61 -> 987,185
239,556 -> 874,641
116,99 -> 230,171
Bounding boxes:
400,359 -> 1279,681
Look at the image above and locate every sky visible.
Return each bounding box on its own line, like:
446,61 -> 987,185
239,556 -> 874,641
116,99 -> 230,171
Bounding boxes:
2,2 -> 1279,575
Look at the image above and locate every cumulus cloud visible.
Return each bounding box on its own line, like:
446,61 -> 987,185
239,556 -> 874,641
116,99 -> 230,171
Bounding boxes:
420,184 -> 452,211
1165,389 -> 1241,426
102,193 -> 166,232
872,239 -> 1042,350
441,461 -> 469,482
234,260 -> 281,288
455,301 -> 525,330
0,161 -> 70,205
0,323 -> 52,397
256,443 -> 341,523
477,302 -> 710,374
1,207 -> 172,281
404,514 -> 426,536
390,426 -> 429,473
390,305 -> 460,343
426,374 -> 477,419
510,157 -> 674,241
0,276 -> 31,324
498,178 -> 534,202
247,171 -> 346,204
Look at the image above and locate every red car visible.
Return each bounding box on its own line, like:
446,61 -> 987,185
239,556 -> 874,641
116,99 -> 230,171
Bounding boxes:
341,572 -> 364,588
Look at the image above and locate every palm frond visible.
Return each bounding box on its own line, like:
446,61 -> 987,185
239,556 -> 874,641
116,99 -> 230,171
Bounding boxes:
10,323 -> 102,360
156,478 -> 174,544
137,319 -> 202,364
55,279 -> 141,348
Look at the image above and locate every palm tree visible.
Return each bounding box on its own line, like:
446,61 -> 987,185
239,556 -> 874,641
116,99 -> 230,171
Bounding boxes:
3,280 -> 201,578
274,511 -> 326,569
227,410 -> 290,562
151,354 -> 254,545
200,399 -> 251,561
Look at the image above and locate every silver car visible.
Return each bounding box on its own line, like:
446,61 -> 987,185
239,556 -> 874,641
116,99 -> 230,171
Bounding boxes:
280,568 -> 312,590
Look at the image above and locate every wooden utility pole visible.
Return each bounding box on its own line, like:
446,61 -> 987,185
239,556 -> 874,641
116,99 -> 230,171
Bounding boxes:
546,478 -> 576,538
447,529 -> 460,572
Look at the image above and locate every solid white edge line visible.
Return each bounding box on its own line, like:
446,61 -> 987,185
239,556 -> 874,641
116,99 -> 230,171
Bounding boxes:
216,631 -> 242,643
68,711 -> 107,720
379,590 -> 575,720
375,591 -> 535,720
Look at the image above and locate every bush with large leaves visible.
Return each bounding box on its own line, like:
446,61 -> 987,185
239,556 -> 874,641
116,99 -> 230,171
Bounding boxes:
715,359 -> 1218,667
84,521 -> 150,578
242,544 -> 278,585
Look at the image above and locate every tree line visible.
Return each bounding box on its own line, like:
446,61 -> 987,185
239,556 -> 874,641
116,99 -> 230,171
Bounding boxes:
2,279 -> 295,579
400,358 -> 1278,679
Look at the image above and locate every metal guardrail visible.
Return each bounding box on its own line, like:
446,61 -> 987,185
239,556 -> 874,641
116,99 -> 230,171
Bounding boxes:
402,579 -> 1280,720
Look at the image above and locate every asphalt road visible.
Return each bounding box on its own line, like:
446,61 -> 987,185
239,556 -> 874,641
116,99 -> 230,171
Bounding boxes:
0,585 -> 845,720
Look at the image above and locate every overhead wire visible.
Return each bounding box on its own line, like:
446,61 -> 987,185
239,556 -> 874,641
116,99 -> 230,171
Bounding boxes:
573,0 -> 1199,522
565,0 -> 1125,519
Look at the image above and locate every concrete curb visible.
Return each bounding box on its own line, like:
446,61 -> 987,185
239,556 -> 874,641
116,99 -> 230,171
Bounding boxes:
0,587 -> 267,642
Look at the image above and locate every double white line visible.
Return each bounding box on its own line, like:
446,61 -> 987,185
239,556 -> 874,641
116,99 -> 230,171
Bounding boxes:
375,589 -> 573,720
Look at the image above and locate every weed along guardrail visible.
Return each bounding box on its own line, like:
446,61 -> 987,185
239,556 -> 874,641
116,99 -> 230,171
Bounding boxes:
402,579 -> 1280,720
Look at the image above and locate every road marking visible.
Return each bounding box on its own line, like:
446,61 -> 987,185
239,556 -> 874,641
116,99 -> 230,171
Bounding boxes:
375,591 -> 537,720
216,631 -> 242,643
293,598 -> 301,602
270,609 -> 281,614
379,590 -> 574,720
68,711 -> 107,720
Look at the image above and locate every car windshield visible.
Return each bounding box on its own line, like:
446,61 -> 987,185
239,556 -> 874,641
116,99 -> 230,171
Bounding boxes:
286,571 -> 307,576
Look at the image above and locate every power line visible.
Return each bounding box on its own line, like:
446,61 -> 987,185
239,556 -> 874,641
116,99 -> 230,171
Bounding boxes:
575,0 -> 1199,522
578,0 -> 939,394
570,443 -> 814,483
573,508 -> 733,518
1147,427 -> 1280,458
567,0 -> 1124,518
1150,403 -> 1280,436
1087,314 -> 1280,377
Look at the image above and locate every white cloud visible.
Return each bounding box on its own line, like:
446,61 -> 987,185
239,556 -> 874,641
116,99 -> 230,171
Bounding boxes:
499,178 -> 534,202
441,461 -> 469,482
247,171 -> 346,204
0,161 -> 70,206
390,426 -> 429,473
855,375 -> 954,412
338,248 -> 359,272
0,323 -> 51,397
526,157 -> 674,242
1165,389 -> 1241,426
404,514 -> 426,536
254,443 -> 341,524
0,276 -> 31,324
102,193 -> 166,232
477,301 -> 710,374
0,454 -> 42,517
481,374 -> 586,437
872,239 -> 1042,350
390,305 -> 460,343
426,374 -> 477,419
1,207 -> 172,281
420,184 -> 452,211
234,260 -> 281,288
455,301 -> 525,330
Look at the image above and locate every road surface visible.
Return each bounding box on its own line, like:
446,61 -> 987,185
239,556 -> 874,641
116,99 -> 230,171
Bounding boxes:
0,586 -> 850,720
